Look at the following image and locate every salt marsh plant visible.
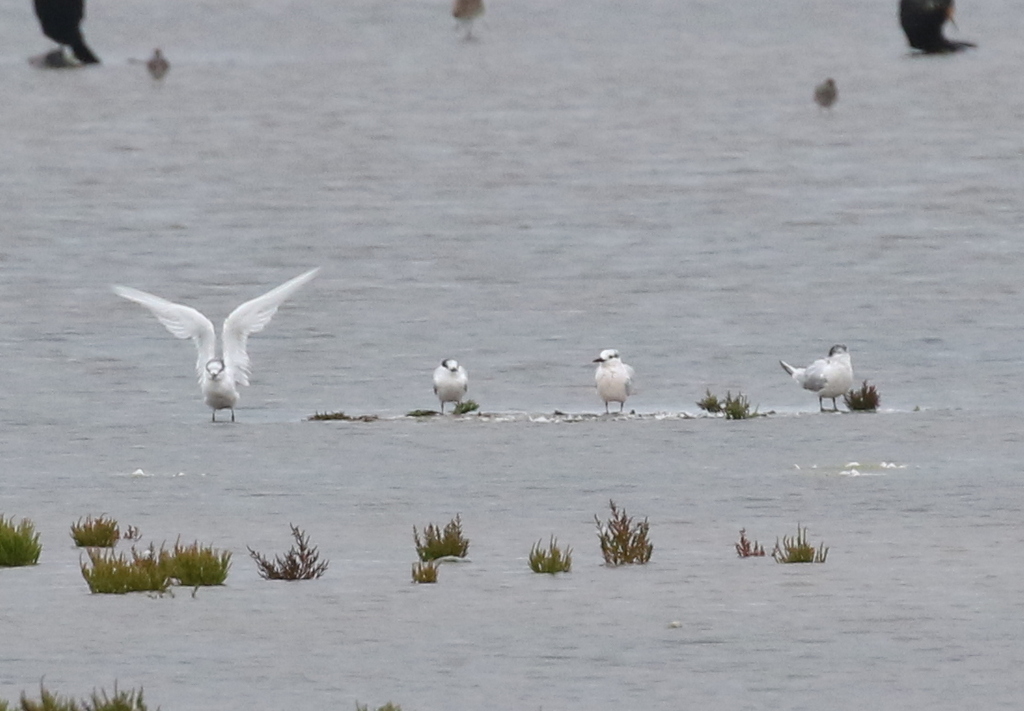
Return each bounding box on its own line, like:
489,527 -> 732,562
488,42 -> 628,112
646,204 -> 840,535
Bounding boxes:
735,529 -> 765,558
307,411 -> 379,422
70,515 -> 121,548
414,514 -> 470,561
0,515 -> 42,567
696,389 -> 723,414
355,703 -> 401,711
723,391 -> 758,420
844,380 -> 880,412
594,500 -> 652,566
529,537 -> 572,574
411,560 -> 439,584
406,409 -> 438,417
248,524 -> 329,580
80,546 -> 170,594
452,400 -> 480,415
161,539 -> 231,586
6,682 -> 151,711
771,525 -> 828,564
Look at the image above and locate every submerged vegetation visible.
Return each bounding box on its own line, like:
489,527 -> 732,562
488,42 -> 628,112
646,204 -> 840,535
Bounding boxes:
406,409 -> 439,417
723,391 -> 758,420
844,381 -> 880,411
452,400 -> 480,415
595,500 -> 652,566
528,537 -> 572,574
3,682 -> 152,711
355,703 -> 402,711
696,389 -> 723,413
411,560 -> 439,584
735,529 -> 765,558
0,515 -> 42,567
414,515 -> 470,561
70,515 -> 121,548
248,524 -> 329,581
307,411 -> 379,422
772,524 -> 829,564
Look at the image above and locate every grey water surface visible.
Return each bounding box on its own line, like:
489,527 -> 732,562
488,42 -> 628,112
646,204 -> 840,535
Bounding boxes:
2,0 -> 1024,709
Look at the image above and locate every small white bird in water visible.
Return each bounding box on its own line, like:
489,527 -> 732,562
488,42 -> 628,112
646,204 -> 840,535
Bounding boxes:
147,48 -> 169,80
433,359 -> 468,413
593,349 -> 635,414
780,344 -> 853,412
113,268 -> 320,422
814,78 -> 837,110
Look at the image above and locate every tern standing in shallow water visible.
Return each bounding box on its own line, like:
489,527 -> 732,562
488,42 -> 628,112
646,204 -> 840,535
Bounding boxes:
433,359 -> 468,413
594,349 -> 635,413
780,344 -> 853,412
113,268 -> 319,421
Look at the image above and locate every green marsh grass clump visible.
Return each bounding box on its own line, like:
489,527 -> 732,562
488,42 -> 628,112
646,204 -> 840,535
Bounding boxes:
411,560 -> 438,584
0,515 -> 42,567
595,500 -> 652,566
723,391 -> 758,420
70,515 -> 121,548
80,546 -> 170,594
248,524 -> 329,580
844,380 -> 880,412
735,529 -> 765,558
307,411 -> 379,422
772,524 -> 828,564
355,703 -> 401,711
406,409 -> 439,417
696,389 -> 723,414
161,539 -> 231,586
452,400 -> 480,415
8,682 -> 151,711
529,537 -> 572,574
414,515 -> 470,561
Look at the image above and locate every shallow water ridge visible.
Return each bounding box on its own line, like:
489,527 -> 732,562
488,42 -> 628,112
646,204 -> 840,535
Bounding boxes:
3,0 -> 1024,709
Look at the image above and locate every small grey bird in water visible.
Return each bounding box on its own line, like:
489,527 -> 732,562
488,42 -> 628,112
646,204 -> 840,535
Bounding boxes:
593,349 -> 635,414
780,344 -> 854,412
814,78 -> 837,110
113,268 -> 320,422
433,359 -> 469,413
147,48 -> 169,80
452,0 -> 484,40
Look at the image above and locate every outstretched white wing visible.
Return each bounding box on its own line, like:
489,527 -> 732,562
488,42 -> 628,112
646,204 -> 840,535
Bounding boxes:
221,268 -> 319,386
112,285 -> 217,382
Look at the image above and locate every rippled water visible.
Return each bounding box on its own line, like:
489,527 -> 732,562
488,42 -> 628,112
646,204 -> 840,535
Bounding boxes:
2,0 -> 1024,709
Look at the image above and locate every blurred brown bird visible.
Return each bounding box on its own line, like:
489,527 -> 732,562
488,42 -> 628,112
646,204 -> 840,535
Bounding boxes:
814,78 -> 837,110
147,48 -> 169,80
452,0 -> 484,40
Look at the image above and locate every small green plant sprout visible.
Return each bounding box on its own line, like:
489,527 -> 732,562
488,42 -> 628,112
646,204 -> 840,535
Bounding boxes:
307,411 -> 379,422
696,389 -> 723,413
723,391 -> 759,420
452,400 -> 480,415
355,703 -> 401,711
0,515 -> 42,567
529,536 -> 573,574
735,529 -> 765,558
771,524 -> 828,564
80,545 -> 171,594
411,560 -> 439,584
594,500 -> 653,566
414,514 -> 470,561
70,515 -> 120,548
844,380 -> 880,412
247,524 -> 329,581
162,539 -> 231,586
10,681 -> 151,711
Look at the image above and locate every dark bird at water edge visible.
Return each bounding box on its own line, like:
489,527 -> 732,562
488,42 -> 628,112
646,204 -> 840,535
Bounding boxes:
899,0 -> 975,53
814,78 -> 837,110
33,0 -> 99,64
